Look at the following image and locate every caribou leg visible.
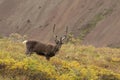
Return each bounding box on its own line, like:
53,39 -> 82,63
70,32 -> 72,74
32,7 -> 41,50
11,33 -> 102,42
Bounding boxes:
46,56 -> 50,60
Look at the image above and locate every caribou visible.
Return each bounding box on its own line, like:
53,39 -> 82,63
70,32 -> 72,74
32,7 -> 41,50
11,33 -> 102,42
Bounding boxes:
23,24 -> 68,60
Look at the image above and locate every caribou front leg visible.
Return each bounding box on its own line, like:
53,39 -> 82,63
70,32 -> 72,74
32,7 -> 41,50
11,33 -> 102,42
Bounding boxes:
45,53 -> 50,60
25,49 -> 32,57
45,56 -> 50,61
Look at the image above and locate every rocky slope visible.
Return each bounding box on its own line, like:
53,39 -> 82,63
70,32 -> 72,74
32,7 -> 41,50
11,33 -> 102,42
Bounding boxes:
0,0 -> 120,47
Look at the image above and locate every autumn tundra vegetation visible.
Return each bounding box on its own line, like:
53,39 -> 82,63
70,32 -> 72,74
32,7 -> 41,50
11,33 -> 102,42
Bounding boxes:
0,34 -> 120,80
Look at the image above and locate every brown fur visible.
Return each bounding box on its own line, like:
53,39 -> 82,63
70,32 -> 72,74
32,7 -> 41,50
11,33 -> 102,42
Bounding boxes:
25,40 -> 63,60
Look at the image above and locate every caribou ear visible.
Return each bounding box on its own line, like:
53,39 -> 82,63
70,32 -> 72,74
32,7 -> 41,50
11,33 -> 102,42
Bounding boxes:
60,35 -> 66,44
61,35 -> 67,41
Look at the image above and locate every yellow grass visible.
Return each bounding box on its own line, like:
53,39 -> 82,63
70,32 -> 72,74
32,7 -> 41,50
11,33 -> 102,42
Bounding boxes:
0,38 -> 120,80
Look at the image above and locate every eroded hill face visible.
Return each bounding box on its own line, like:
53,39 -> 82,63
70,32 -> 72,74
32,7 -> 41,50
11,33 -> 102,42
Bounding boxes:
0,0 -> 120,47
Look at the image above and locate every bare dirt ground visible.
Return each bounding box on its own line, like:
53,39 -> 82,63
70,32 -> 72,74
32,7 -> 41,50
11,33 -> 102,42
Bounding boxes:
0,0 -> 120,47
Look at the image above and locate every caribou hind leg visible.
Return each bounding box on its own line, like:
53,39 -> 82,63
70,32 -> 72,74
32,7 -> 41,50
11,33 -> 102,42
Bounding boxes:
45,56 -> 50,61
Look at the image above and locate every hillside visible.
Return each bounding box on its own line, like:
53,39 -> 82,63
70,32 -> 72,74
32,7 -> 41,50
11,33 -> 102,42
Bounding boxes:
0,38 -> 120,80
0,0 -> 120,47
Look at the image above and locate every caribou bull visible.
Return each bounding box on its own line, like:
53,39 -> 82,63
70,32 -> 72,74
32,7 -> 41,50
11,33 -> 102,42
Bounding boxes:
23,24 -> 68,60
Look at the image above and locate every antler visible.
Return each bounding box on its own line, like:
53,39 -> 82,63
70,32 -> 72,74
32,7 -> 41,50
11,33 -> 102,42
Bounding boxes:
53,24 -> 56,34
53,24 -> 68,43
61,26 -> 68,41
65,26 -> 68,37
53,24 -> 56,37
53,24 -> 59,43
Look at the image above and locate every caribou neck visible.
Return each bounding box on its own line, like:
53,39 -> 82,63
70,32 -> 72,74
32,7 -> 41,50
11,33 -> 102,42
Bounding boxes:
53,43 -> 62,54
